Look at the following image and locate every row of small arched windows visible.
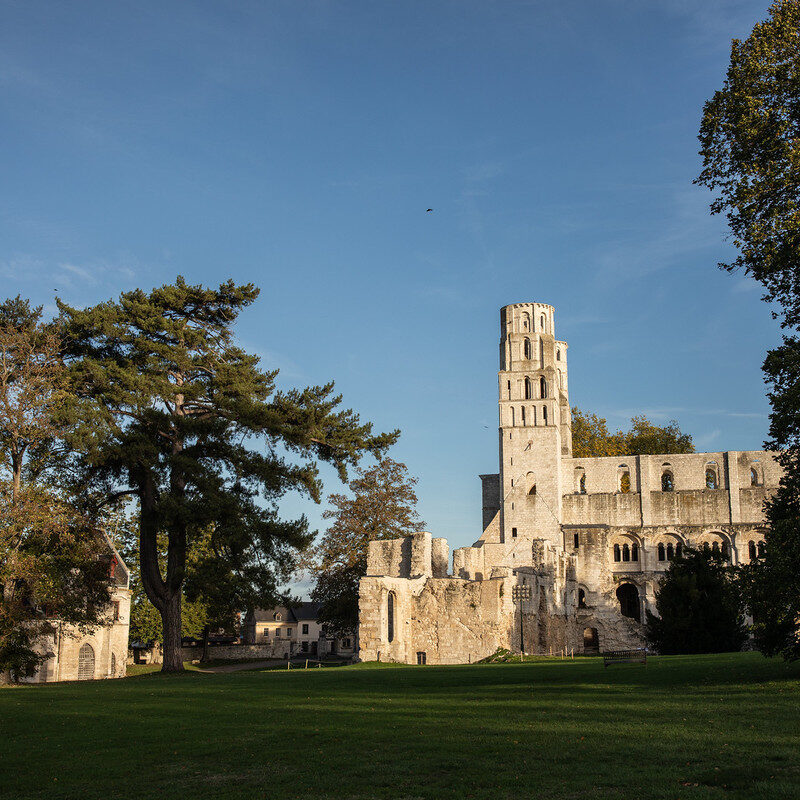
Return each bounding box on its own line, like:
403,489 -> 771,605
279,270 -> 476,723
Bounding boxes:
523,376 -> 548,400
510,405 -> 549,426
576,463 -> 764,494
614,539 -> 764,563
612,543 -> 639,562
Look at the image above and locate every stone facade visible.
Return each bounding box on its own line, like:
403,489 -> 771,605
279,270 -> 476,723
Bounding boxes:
22,536 -> 132,682
358,302 -> 778,664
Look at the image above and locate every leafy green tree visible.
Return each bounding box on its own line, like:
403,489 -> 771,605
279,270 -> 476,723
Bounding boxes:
697,0 -> 800,327
645,548 -> 747,655
571,408 -> 694,458
0,297 -> 109,680
311,458 -> 425,636
59,277 -> 396,671
697,0 -> 800,659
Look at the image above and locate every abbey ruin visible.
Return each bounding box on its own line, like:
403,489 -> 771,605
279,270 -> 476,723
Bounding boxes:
358,302 -> 779,664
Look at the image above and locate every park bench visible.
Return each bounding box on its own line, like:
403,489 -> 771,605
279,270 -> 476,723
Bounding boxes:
602,649 -> 647,667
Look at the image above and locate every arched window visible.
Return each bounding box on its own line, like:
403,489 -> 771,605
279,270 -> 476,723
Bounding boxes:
757,540 -> 766,557
556,350 -> 561,361
510,407 -> 515,426
540,314 -> 545,331
542,406 -> 548,425
387,592 -> 396,643
748,540 -> 756,560
676,542 -> 683,558
631,543 -> 639,562
527,472 -> 536,495
706,468 -> 719,490
750,467 -> 760,486
521,406 -> 526,426
666,542 -> 675,561
619,471 -> 630,493
703,541 -> 711,554
616,583 -> 640,622
613,544 -> 621,562
540,376 -> 547,399
524,377 -> 532,399
578,588 -> 587,608
579,473 -> 586,494
77,643 -> 95,681
712,541 -> 720,555
722,540 -> 730,561
524,338 -> 532,359
622,544 -> 630,562
539,338 -> 544,366
507,380 -> 511,399
657,543 -> 665,561
661,471 -> 674,492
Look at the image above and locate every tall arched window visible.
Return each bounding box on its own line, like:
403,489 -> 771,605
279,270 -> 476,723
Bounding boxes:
662,471 -> 674,492
722,540 -> 730,561
524,377 -> 532,399
703,542 -> 711,554
540,314 -> 545,331
579,473 -> 586,494
666,542 -> 675,561
706,468 -> 719,489
657,543 -> 666,561
524,338 -> 532,359
539,338 -> 544,366
619,471 -> 630,493
613,544 -> 621,562
622,543 -> 630,562
556,350 -> 561,361
521,406 -> 526,425
750,467 -> 760,486
616,583 -> 640,622
631,543 -> 639,562
757,540 -> 766,557
748,540 -> 756,560
387,592 -> 396,643
542,406 -> 548,425
77,643 -> 95,681
540,376 -> 547,399
507,380 -> 511,399
510,406 -> 515,426
712,541 -> 720,555
676,542 -> 683,558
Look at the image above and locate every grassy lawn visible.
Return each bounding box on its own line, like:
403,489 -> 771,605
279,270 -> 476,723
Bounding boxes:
2,652 -> 799,800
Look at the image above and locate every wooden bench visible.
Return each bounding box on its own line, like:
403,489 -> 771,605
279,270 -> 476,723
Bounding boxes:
602,649 -> 647,667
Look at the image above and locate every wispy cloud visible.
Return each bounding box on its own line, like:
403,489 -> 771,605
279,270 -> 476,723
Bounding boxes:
609,406 -> 767,421
695,428 -> 722,449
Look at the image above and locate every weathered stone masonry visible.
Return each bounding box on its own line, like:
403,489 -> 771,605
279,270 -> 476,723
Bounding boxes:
359,302 -> 780,664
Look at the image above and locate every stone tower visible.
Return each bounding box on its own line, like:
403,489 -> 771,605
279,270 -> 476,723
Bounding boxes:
498,303 -> 571,554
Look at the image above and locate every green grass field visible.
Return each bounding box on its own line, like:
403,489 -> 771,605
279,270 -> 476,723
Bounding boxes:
2,652 -> 799,800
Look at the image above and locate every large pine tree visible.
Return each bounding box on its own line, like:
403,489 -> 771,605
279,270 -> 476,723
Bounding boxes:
59,277 -> 396,671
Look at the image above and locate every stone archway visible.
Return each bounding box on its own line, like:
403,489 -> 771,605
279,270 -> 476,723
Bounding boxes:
616,583 -> 641,623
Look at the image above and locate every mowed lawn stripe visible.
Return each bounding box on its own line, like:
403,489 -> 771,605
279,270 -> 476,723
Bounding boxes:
1,652 -> 799,800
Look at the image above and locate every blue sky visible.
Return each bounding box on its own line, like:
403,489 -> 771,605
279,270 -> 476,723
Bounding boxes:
1,1 -> 780,565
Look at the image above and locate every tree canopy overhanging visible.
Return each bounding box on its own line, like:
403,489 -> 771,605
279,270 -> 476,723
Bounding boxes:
58,277 -> 398,671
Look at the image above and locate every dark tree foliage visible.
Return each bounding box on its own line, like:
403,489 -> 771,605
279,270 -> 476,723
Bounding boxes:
311,458 -> 425,636
645,548 -> 747,655
697,0 -> 800,327
697,1 -> 800,660
58,277 -> 396,671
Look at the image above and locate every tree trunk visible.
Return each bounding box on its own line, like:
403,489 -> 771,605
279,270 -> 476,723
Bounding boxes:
160,590 -> 184,672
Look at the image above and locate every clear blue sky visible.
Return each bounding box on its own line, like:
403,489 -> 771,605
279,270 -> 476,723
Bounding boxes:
1,1 -> 780,564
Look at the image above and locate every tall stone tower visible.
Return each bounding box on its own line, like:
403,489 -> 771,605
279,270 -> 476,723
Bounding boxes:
498,303 -> 571,555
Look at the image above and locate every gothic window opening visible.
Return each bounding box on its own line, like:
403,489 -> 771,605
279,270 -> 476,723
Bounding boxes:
712,541 -> 720,555
539,338 -> 544,366
757,540 -> 766,557
631,543 -> 639,562
77,643 -> 95,681
521,406 -> 526,425
416,651 -> 427,665
613,543 -> 621,562
703,541 -> 711,554
578,589 -> 587,609
616,583 -> 641,622
749,540 -> 756,560
573,532 -> 580,549
619,470 -> 631,493
540,376 -> 547,399
524,338 -> 532,359
580,473 -> 586,494
666,542 -> 675,561
507,380 -> 511,399
542,406 -> 548,425
661,471 -> 674,492
750,467 -> 760,486
511,407 -> 515,426
676,542 -> 683,558
540,314 -> 545,331
387,592 -> 396,643
524,377 -> 532,399
658,543 -> 666,561
556,350 -> 561,361
706,468 -> 719,490
622,544 -> 630,562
